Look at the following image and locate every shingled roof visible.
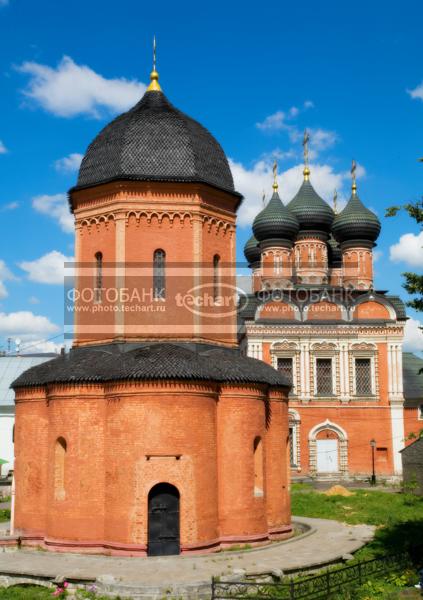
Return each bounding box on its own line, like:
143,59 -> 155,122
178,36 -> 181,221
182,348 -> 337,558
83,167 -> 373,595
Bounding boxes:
72,90 -> 240,201
11,342 -> 290,389
403,352 -> 423,408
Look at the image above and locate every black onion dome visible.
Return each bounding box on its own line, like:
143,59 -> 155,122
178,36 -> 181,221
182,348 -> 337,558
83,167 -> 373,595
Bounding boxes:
74,90 -> 237,196
287,180 -> 334,233
327,235 -> 342,267
12,343 -> 289,389
252,191 -> 299,243
244,234 -> 261,264
332,192 -> 381,244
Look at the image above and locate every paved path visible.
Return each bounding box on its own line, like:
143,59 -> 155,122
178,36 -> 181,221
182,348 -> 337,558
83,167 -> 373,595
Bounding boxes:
0,517 -> 375,599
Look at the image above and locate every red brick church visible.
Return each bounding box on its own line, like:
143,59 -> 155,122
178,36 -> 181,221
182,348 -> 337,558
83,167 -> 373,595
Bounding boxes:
241,152 -> 421,481
11,62 -> 292,555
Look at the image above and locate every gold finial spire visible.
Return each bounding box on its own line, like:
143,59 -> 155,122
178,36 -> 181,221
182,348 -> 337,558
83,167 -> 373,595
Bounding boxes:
262,190 -> 266,206
272,160 -> 279,191
147,36 -> 162,92
303,129 -> 310,181
333,189 -> 338,214
351,159 -> 357,194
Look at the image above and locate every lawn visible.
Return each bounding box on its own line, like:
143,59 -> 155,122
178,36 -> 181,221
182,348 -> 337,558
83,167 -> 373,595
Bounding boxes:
291,483 -> 423,561
0,586 -> 129,599
290,483 -> 423,598
0,509 -> 10,523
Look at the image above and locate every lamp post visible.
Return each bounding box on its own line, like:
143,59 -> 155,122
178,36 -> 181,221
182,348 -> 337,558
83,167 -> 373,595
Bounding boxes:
370,439 -> 377,486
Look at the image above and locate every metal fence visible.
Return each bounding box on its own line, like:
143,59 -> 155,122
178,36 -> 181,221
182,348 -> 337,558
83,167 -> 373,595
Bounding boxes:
211,553 -> 410,599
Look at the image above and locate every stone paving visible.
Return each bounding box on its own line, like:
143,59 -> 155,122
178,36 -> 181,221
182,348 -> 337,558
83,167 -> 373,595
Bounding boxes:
0,517 -> 375,599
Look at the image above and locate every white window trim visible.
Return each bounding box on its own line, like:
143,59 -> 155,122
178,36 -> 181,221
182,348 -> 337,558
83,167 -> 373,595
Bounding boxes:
273,354 -> 298,395
313,355 -> 335,397
274,255 -> 283,275
352,354 -> 376,396
418,404 -> 423,421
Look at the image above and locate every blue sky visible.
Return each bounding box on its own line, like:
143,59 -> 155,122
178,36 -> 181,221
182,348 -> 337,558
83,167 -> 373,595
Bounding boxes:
0,0 -> 422,354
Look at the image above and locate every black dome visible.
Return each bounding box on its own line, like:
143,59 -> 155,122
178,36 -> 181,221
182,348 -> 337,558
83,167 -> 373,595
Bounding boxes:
75,90 -> 237,195
288,179 -> 334,234
252,191 -> 299,243
332,192 -> 381,244
244,234 -> 261,264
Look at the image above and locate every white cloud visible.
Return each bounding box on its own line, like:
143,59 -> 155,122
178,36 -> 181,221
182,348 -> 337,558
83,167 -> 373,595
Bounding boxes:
407,82 -> 423,102
256,110 -> 290,132
0,311 -> 59,338
230,158 -> 351,227
54,152 -> 83,173
0,201 -> 19,212
0,140 -> 7,154
19,250 -> 74,284
304,100 -> 314,109
32,193 -> 73,233
389,231 -> 423,268
403,318 -> 423,352
0,260 -> 16,299
18,56 -> 146,118
28,296 -> 40,305
20,339 -> 61,354
307,128 -> 338,159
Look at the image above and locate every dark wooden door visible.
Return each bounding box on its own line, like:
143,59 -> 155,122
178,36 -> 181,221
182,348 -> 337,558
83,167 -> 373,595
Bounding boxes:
148,483 -> 180,556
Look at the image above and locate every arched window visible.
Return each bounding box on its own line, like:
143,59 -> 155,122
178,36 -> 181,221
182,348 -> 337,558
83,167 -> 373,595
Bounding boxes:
213,254 -> 220,301
153,249 -> 166,300
54,437 -> 67,501
253,436 -> 264,497
94,252 -> 103,303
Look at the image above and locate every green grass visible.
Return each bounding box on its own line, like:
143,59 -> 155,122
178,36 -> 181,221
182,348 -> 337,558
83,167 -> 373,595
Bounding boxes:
0,509 -> 10,522
0,587 -> 53,599
291,484 -> 423,562
0,586 -> 130,599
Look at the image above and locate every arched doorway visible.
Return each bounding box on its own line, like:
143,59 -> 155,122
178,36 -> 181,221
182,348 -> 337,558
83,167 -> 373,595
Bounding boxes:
309,420 -> 348,477
148,483 -> 180,556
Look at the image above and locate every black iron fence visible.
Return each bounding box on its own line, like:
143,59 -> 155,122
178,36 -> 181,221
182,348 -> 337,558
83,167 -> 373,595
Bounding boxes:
211,553 -> 410,599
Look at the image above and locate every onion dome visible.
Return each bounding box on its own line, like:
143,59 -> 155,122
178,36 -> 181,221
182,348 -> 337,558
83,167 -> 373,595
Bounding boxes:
244,234 -> 261,264
332,191 -> 381,244
253,189 -> 299,244
73,66 -> 238,199
327,235 -> 342,267
287,177 -> 334,234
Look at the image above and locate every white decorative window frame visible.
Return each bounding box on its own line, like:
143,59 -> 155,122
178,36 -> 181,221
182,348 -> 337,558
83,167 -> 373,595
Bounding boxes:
350,342 -> 378,398
288,409 -> 301,471
271,340 -> 300,395
310,342 -> 339,397
418,404 -> 423,421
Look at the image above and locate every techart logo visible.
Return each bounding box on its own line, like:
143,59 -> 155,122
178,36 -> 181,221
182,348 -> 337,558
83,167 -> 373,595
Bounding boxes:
175,283 -> 248,319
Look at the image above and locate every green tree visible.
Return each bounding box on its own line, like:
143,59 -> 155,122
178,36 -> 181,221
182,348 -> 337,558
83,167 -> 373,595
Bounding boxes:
386,197 -> 423,313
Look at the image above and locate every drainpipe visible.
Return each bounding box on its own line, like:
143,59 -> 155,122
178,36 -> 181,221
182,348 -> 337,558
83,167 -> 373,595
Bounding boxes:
10,473 -> 15,536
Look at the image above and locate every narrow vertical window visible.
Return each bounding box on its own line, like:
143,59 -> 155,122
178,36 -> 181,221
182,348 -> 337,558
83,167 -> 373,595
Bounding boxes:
213,254 -> 220,301
355,358 -> 372,395
288,427 -> 296,467
274,255 -> 282,274
153,249 -> 166,300
94,252 -> 103,303
253,436 -> 264,497
277,357 -> 293,386
316,358 -> 333,395
54,437 -> 67,501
